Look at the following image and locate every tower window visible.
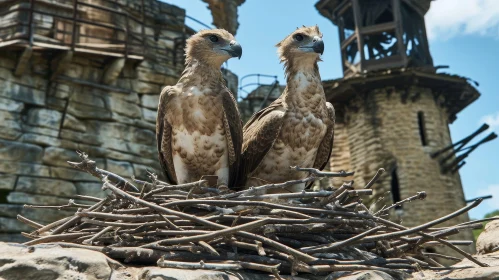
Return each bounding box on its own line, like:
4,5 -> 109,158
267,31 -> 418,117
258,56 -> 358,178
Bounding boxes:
417,111 -> 428,146
391,168 -> 401,208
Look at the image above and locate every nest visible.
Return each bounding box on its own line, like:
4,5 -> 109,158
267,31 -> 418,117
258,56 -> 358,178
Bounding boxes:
17,151 -> 490,278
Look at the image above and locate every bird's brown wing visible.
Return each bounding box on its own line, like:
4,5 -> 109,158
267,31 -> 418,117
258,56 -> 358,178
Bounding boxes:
156,86 -> 177,184
221,89 -> 243,189
238,99 -> 286,187
308,102 -> 336,188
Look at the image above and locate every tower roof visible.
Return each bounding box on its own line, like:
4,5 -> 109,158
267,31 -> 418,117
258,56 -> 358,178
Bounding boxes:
315,0 -> 432,24
323,67 -> 480,123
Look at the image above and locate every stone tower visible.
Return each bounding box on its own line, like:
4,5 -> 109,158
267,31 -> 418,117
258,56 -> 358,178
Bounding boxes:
315,0 -> 480,249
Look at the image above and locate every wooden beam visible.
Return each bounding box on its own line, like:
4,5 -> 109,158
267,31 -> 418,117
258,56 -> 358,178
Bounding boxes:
14,46 -> 33,77
102,58 -> 126,85
51,50 -> 73,81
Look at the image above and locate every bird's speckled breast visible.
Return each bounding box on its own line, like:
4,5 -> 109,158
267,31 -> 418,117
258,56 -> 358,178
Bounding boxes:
167,87 -> 229,184
246,70 -> 329,191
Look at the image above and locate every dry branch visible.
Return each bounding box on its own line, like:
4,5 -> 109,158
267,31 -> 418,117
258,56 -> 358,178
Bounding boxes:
18,152 -> 483,276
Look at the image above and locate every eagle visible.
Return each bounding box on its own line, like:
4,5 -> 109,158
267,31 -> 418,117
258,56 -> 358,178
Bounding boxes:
239,25 -> 335,193
156,29 -> 243,188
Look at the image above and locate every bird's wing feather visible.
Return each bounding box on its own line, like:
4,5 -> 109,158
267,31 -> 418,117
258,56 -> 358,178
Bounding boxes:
156,86 -> 177,184
239,99 -> 286,187
221,89 -> 243,188
308,102 -> 335,188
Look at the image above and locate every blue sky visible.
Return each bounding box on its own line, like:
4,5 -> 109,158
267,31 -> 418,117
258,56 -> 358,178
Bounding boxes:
165,0 -> 499,219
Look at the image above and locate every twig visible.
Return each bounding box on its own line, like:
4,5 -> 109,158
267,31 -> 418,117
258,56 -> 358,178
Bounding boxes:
290,166 -> 355,177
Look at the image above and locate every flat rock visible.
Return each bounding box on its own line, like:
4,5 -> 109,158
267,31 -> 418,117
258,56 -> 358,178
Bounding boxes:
0,242 -> 116,280
16,176 -> 77,197
0,161 -> 50,177
106,159 -> 134,177
0,97 -> 24,112
476,220 -> 499,254
141,94 -> 160,109
27,108 -> 63,129
0,139 -> 43,162
7,192 -> 71,205
142,107 -> 157,123
413,251 -> 499,280
62,113 -> 87,132
42,147 -> 81,167
75,182 -> 108,199
0,243 -> 322,280
0,174 -> 16,190
0,217 -> 32,233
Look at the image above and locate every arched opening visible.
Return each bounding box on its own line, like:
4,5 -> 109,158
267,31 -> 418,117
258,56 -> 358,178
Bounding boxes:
391,168 -> 401,208
418,111 -> 428,146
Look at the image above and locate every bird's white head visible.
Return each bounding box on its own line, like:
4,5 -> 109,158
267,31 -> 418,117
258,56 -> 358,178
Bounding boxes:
185,29 -> 242,68
276,25 -> 324,73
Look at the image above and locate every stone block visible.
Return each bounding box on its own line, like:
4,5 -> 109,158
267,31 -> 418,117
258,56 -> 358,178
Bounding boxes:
0,162 -> 50,177
86,121 -> 155,146
132,163 -> 159,180
133,80 -> 161,94
21,133 -> 62,147
0,97 -> 24,112
7,192 -> 71,205
106,159 -> 134,177
0,217 -> 32,233
111,112 -> 156,130
60,129 -> 101,146
43,147 -> 81,167
0,204 -> 22,218
75,182 -> 108,199
22,125 -> 59,137
46,96 -> 67,111
108,91 -> 139,104
27,108 -> 63,129
141,94 -> 160,109
70,92 -> 106,108
0,139 -> 43,162
62,113 -> 87,132
16,176 -> 77,197
0,127 -> 22,140
0,234 -> 26,243
67,101 -> 112,120
50,166 -> 100,182
107,97 -> 142,118
0,174 -> 16,190
142,107 -> 157,123
0,80 -> 45,105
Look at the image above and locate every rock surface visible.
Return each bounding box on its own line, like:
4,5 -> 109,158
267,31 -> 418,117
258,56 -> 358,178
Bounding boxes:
2,242 -> 499,280
476,220 -> 499,255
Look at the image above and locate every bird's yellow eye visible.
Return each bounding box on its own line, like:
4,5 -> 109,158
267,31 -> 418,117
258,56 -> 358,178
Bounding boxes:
294,34 -> 304,42
209,35 -> 219,42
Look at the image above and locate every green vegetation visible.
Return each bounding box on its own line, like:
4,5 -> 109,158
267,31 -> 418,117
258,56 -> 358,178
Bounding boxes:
473,210 -> 499,241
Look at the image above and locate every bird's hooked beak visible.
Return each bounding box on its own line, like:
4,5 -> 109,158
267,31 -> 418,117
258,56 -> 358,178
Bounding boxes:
223,40 -> 243,59
299,36 -> 324,55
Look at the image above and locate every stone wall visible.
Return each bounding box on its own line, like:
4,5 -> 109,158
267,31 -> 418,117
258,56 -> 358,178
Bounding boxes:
0,0 -> 190,242
328,86 -> 473,253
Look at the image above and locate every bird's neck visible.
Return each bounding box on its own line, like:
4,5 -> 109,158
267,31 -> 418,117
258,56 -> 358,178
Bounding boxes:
282,64 -> 324,108
178,59 -> 224,88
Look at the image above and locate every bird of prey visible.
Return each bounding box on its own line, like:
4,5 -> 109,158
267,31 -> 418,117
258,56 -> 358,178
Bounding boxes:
156,29 -> 243,188
239,25 -> 335,193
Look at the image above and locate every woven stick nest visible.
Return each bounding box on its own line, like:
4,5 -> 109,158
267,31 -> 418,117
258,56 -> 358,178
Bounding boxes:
17,151 -> 491,278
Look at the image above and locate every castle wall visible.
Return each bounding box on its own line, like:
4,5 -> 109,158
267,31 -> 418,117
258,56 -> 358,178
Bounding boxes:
0,0 -> 187,242
329,86 -> 473,253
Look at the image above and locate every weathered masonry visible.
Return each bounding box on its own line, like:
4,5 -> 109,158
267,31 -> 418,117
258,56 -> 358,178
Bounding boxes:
0,0 -> 242,241
315,0 -> 483,252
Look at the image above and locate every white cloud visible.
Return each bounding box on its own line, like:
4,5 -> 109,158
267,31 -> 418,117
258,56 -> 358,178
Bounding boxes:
477,184 -> 499,211
425,0 -> 499,40
480,112 -> 499,132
